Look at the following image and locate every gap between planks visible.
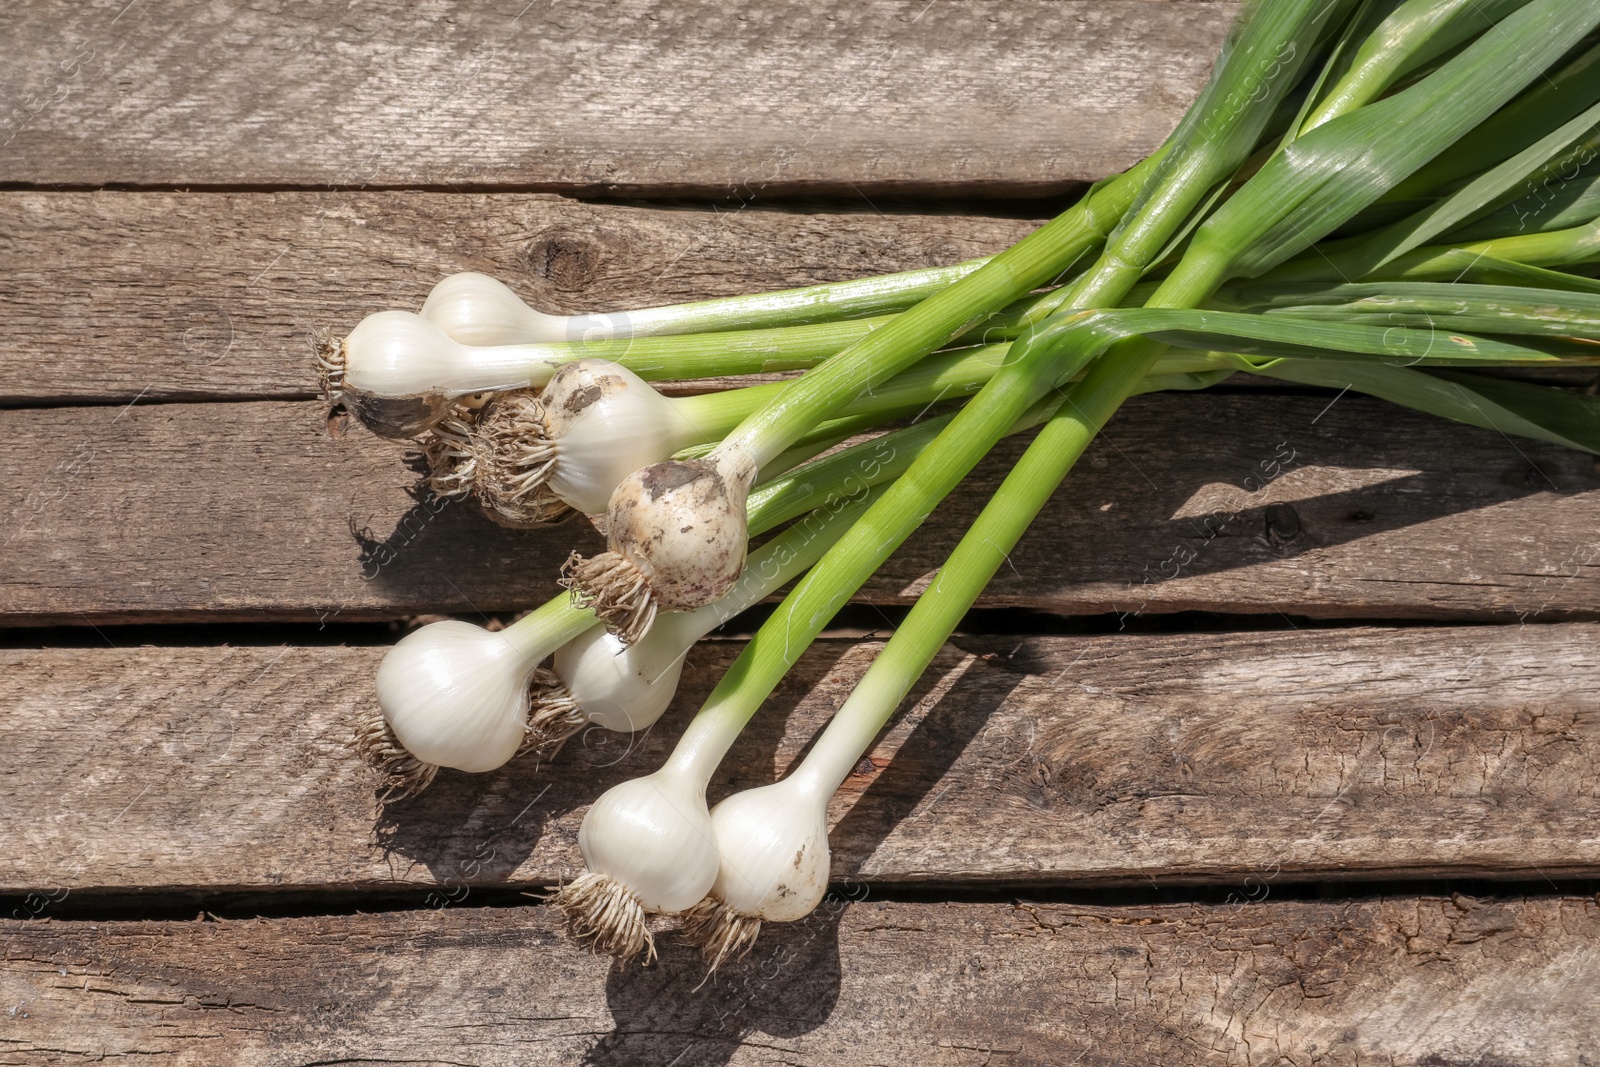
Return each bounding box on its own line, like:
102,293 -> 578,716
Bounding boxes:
6,625 -> 1598,896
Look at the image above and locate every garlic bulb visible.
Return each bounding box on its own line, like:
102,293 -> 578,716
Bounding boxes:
531,486 -> 874,755
372,621 -> 534,773
352,601 -> 594,800
542,361 -> 711,514
419,272 -> 574,345
563,447 -> 758,644
330,311 -> 545,437
547,618 -> 695,735
685,776 -> 831,966
451,360 -> 710,526
555,768 -> 719,960
707,778 -> 831,921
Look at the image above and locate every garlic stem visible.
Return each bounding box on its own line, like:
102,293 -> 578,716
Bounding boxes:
684,311 -> 1600,914
686,334 -> 1191,956
331,280 -> 1049,441
419,261 -> 992,346
716,161 -> 1155,472
679,0 -> 1356,963
576,158 -> 1155,621
330,311 -> 895,438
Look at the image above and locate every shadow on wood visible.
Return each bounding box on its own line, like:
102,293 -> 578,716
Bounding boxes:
591,901 -> 847,1067
827,645 -> 1030,876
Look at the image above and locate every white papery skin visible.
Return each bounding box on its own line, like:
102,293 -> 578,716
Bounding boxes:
706,777 -> 831,921
579,769 -> 720,913
553,615 -> 699,733
375,620 -> 535,773
419,272 -> 572,345
540,360 -> 704,515
342,311 -> 542,398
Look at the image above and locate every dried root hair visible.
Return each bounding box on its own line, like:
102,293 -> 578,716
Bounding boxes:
469,391 -> 568,527
420,410 -> 481,499
479,484 -> 576,528
314,328 -> 345,404
351,709 -> 439,803
553,871 -> 656,963
524,666 -> 588,757
418,398 -> 575,526
682,896 -> 762,972
560,551 -> 658,646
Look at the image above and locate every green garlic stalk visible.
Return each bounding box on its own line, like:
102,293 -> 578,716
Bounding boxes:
559,156 -> 1158,642
682,0 -> 1600,964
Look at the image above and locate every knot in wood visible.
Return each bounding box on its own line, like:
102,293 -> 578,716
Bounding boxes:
524,231 -> 606,292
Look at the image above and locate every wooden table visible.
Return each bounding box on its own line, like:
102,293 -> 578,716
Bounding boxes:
4,2 -> 1598,1063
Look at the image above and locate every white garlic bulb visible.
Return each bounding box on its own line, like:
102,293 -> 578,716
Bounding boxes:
342,311 -> 541,399
419,272 -> 575,345
577,768 -> 721,915
552,618 -> 696,734
706,776 -> 831,922
373,620 -> 537,773
537,360 -> 706,515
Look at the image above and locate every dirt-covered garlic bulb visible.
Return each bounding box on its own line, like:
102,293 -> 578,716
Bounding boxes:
562,448 -> 757,644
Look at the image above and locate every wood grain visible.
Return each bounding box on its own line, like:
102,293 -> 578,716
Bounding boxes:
1,393 -> 1596,625
6,625 -> 1597,895
4,895 -> 1596,1065
0,191 -> 1037,404
1,0 -> 1230,192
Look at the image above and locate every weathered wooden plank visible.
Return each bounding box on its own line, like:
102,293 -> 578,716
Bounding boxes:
1,0 -> 1230,191
2,393 -> 1597,625
7,625 -> 1597,895
4,193 -> 1591,406
0,191 -> 1038,404
3,896 -> 1595,1065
